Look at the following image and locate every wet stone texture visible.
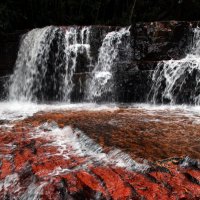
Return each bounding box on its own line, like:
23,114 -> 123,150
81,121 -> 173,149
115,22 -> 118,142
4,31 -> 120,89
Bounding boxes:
0,108 -> 200,199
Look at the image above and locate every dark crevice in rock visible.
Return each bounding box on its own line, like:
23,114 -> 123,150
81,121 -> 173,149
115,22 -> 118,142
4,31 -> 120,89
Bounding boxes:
184,173 -> 200,186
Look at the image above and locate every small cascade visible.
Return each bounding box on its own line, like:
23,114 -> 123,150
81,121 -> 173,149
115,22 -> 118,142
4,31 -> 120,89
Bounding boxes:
148,27 -> 200,105
63,26 -> 91,101
8,26 -> 58,101
8,26 -> 91,102
86,27 -> 131,101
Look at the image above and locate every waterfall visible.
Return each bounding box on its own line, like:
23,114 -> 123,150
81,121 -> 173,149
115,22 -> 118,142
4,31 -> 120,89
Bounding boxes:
8,26 -> 91,102
86,27 -> 130,101
8,26 -> 130,103
63,26 -> 91,101
148,27 -> 200,105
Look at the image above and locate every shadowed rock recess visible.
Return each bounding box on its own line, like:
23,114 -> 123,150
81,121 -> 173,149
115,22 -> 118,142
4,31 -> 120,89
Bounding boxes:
0,21 -> 200,199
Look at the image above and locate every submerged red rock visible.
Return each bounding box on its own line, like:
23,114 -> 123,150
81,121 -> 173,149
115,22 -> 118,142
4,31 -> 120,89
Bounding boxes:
0,108 -> 200,199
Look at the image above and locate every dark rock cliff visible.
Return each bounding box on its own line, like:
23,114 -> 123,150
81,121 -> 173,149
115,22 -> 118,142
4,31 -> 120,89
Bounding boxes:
0,21 -> 198,102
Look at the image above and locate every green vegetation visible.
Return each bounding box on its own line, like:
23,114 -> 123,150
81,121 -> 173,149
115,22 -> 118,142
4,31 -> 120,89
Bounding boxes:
1,0 -> 200,32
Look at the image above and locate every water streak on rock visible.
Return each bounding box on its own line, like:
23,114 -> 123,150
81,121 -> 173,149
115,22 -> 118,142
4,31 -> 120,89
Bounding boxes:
8,26 -> 92,102
86,27 -> 130,101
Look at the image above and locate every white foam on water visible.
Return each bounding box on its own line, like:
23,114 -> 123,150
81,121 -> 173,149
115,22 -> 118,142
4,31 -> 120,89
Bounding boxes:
0,173 -> 22,197
30,122 -> 148,174
179,156 -> 200,168
132,103 -> 200,114
0,173 -> 47,199
0,101 -> 118,121
149,27 -> 200,104
1,101 -> 200,124
3,173 -> 19,190
129,103 -> 200,124
0,124 -> 14,130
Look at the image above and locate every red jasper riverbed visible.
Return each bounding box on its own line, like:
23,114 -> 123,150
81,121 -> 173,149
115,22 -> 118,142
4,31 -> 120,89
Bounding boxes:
0,105 -> 200,199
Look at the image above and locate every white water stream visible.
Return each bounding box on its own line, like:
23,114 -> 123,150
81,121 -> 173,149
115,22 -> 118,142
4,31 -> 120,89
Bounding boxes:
149,27 -> 200,104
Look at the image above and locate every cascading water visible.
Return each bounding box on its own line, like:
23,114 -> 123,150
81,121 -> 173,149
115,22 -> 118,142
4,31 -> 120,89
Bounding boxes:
2,24 -> 200,200
63,26 -> 91,101
86,27 -> 131,101
8,26 -> 59,101
148,27 -> 200,105
8,26 -> 91,102
8,26 -> 130,103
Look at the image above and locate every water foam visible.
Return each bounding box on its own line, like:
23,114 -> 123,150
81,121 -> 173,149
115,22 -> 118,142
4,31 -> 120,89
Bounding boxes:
0,101 -> 118,121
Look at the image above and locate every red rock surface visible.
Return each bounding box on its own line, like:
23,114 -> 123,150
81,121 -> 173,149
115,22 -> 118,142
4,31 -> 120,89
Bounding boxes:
0,108 -> 200,199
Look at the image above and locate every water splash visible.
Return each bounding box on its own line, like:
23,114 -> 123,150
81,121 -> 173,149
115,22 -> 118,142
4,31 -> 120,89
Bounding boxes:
20,183 -> 47,200
86,27 -> 130,101
0,101 -> 118,121
148,27 -> 200,105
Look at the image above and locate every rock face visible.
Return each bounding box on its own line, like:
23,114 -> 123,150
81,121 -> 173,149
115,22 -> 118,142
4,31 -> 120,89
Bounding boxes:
131,21 -> 195,61
0,108 -> 200,199
115,21 -> 196,103
0,30 -> 27,97
0,21 -> 198,102
0,31 -> 25,76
